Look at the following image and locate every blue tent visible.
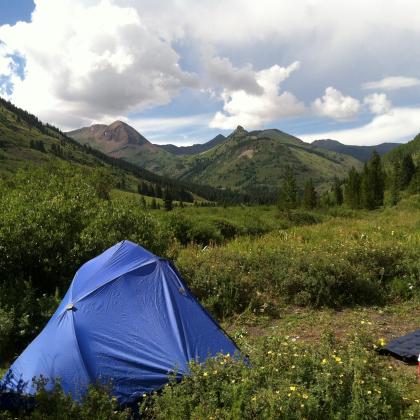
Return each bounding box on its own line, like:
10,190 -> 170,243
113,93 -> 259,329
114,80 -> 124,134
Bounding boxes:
1,241 -> 238,404
379,330 -> 420,363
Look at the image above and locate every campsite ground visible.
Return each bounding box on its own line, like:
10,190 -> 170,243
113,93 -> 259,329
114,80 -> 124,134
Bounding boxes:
1,169 -> 420,418
225,301 -> 420,384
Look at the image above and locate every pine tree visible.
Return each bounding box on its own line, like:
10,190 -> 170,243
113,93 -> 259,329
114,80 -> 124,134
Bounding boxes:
360,164 -> 375,209
390,159 -> 402,206
368,151 -> 385,208
303,178 -> 317,209
332,177 -> 343,205
151,198 -> 158,209
163,189 -> 173,211
400,154 -> 416,188
360,151 -> 384,209
345,167 -> 361,209
278,166 -> 298,211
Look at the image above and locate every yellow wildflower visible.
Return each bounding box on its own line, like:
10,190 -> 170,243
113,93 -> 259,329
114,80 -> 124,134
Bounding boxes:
203,372 -> 208,377
290,386 -> 297,391
302,394 -> 309,399
321,358 -> 328,365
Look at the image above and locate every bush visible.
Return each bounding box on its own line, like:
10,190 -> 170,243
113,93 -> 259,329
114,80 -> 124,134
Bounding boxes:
0,381 -> 130,419
0,164 -> 173,362
177,212 -> 418,317
142,334 -> 418,419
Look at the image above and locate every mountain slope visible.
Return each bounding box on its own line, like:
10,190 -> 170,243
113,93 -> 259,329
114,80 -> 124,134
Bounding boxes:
383,133 -> 420,163
174,127 -> 363,193
68,121 -> 181,174
0,97 -> 244,203
158,134 -> 227,155
69,122 -> 363,194
313,139 -> 401,162
68,121 -> 149,153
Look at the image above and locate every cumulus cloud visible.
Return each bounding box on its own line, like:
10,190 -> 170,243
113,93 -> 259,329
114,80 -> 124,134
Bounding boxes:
312,87 -> 361,121
363,93 -> 391,115
0,0 -> 197,128
209,61 -> 305,129
301,107 -> 420,145
362,76 -> 420,91
205,56 -> 263,95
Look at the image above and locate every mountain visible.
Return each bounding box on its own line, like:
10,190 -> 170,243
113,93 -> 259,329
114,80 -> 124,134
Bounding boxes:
312,139 -> 400,162
173,127 -> 363,194
158,134 -> 227,155
0,97 -> 243,204
69,122 -> 363,195
68,121 -> 180,174
382,133 -> 420,163
68,120 -> 149,153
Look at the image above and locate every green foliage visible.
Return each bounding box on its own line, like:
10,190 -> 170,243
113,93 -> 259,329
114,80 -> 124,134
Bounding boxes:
176,202 -> 420,317
163,188 -> 173,211
400,154 -> 416,188
278,166 -> 298,211
142,334 -> 416,419
332,176 -> 343,205
346,152 -> 385,210
0,163 -> 172,361
302,178 -> 317,209
345,167 -> 361,209
0,381 -> 130,419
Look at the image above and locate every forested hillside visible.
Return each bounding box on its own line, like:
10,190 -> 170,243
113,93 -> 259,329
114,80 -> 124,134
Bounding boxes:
70,123 -> 363,199
0,98 -> 245,204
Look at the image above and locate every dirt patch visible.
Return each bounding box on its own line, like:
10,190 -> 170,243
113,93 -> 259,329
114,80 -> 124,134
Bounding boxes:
239,149 -> 255,159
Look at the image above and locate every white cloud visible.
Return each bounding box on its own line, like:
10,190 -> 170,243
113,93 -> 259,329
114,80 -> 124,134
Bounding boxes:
0,0 -> 197,128
301,107 -> 420,145
363,93 -> 391,115
312,87 -> 361,121
1,0 -> 420,142
209,61 -> 305,129
128,114 -> 211,136
205,56 -> 263,95
362,76 -> 420,91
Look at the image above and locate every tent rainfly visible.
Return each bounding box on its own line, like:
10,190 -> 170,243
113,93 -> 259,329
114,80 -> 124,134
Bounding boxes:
380,330 -> 420,363
1,240 -> 238,404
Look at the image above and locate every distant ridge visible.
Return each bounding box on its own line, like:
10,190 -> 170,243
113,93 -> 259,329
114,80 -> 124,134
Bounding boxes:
69,122 -> 363,195
312,139 -> 401,162
158,134 -> 227,155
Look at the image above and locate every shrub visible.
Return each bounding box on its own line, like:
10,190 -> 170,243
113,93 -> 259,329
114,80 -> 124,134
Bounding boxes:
142,334 -> 417,419
177,212 -> 418,317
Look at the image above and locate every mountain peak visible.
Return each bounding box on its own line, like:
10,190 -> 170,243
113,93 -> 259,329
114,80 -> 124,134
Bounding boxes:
108,120 -> 129,129
230,125 -> 248,137
68,120 -> 150,153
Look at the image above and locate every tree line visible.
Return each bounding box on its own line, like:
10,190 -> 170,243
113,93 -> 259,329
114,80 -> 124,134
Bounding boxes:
277,150 -> 420,211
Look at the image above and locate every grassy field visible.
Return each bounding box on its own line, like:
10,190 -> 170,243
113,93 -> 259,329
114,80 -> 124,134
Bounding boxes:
1,173 -> 420,418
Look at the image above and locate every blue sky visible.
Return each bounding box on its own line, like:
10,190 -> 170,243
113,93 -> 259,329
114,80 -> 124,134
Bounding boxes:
1,0 -> 420,146
0,0 -> 34,25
